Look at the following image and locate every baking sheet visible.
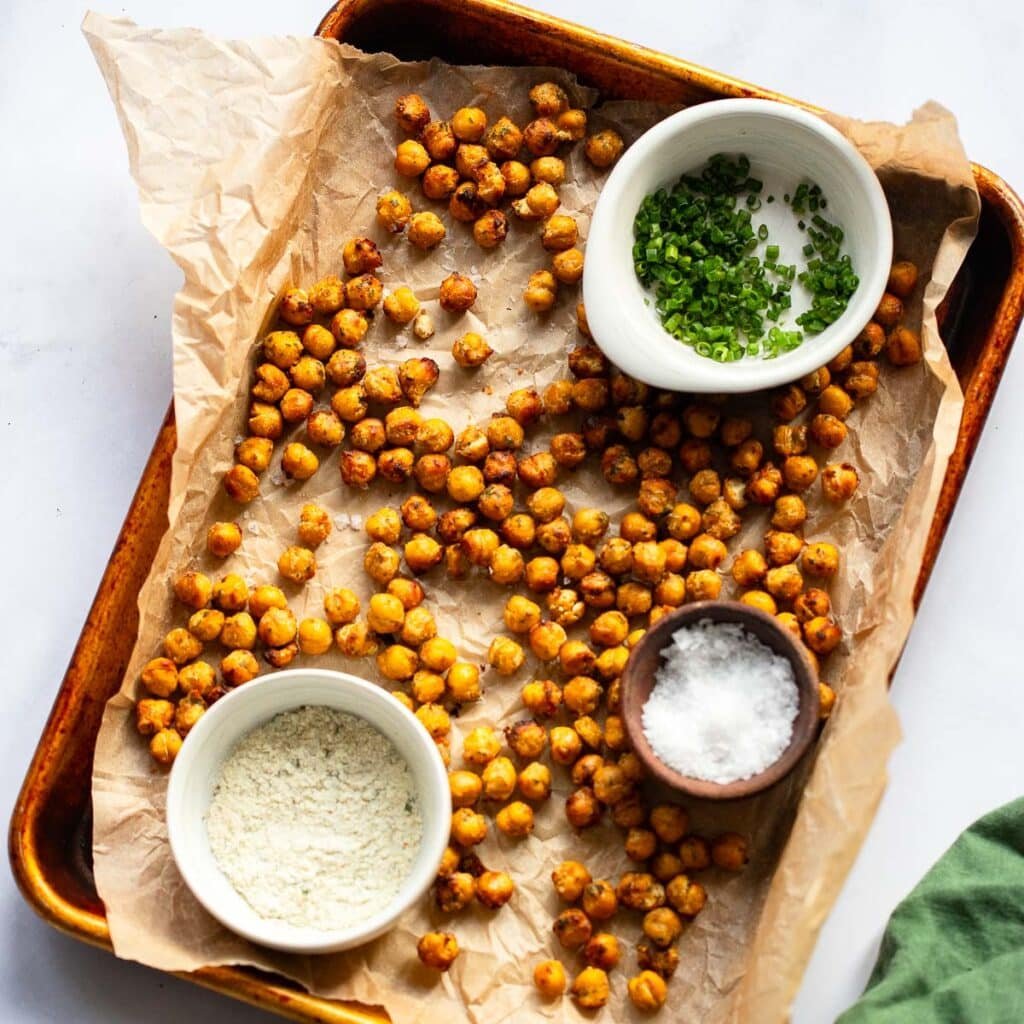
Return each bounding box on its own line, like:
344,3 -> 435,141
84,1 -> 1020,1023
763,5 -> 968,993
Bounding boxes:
84,12 -> 972,1021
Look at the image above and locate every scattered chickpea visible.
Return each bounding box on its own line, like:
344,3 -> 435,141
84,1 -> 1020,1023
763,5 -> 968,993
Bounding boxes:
585,129 -> 624,168
496,800 -> 535,837
533,960 -> 567,999
553,908 -> 593,950
627,971 -> 668,1012
376,189 -> 412,233
523,269 -> 558,312
711,832 -> 750,871
417,931 -> 459,971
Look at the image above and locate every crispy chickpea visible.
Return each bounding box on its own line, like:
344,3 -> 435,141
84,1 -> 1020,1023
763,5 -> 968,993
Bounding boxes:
277,545 -> 316,584
449,105 -> 485,142
548,726 -> 581,767
235,435 -> 273,476
845,360 -> 880,400
518,761 -> 552,802
160,630 -> 202,671
522,620 -> 562,662
763,564 -> 802,603
140,657 -> 179,698
410,670 -> 445,706
448,181 -> 487,223
404,532 -> 444,575
557,107 -> 588,140
630,541 -> 666,584
596,645 -> 629,680
305,408 -> 344,450
521,117 -> 563,158
204,522 -> 242,561
367,593 -> 405,635
188,609 -> 224,644
529,80 -> 569,116
638,447 -> 673,479
523,269 -> 558,312
531,156 -> 566,187
774,611 -> 801,640
417,931 -> 459,971
780,455 -> 818,494
565,786 -> 603,829
262,330 -> 303,370
279,442 -> 317,481
887,259 -> 919,298
461,528 -> 499,568
173,570 -> 212,611
578,880 -> 617,922
149,728 -> 183,766
745,462 -> 783,506
390,574 -> 425,609
290,355 -> 326,394
699,499 -> 740,543
136,697 -> 175,736
450,805 -> 488,847
585,129 -> 624,169
649,803 -> 688,844
278,287 -> 314,326
474,870 -> 514,910
469,209 -> 506,249
821,462 -> 860,503
684,569 -> 719,602
730,549 -> 767,589
275,389 -> 312,426
297,617 -> 332,655
551,248 -> 584,285
394,138 -> 430,177
419,165 -> 458,205
438,272 -> 477,313
247,401 -> 283,441
334,620 -> 379,658
394,92 -> 430,134
740,590 -> 775,615
808,412 -> 847,450
343,273 -> 383,313
506,719 -> 548,761
637,943 -> 680,982
628,971 -> 668,1012
854,321 -> 886,360
617,872 -> 665,911
434,662 -> 476,706
586,611 -> 627,650
478,756 -> 515,802
257,606 -> 297,648
773,384 -> 807,422
533,960 -> 566,999
642,906 -> 683,949
591,761 -> 630,805
378,644 -> 419,681
220,649 -> 259,686
495,800 -> 535,838
551,907 -> 593,952
573,716 -> 603,751
650,850 -> 684,883
685,533 -> 726,572
435,870 -> 475,911
819,681 -> 837,719
874,291 -> 904,327
520,678 -> 561,719
212,573 -> 248,613
803,541 -> 840,578
319,590 -> 360,632
401,605 -> 438,646
764,530 -> 804,567
487,635 -> 525,676
768,496 -> 806,534
678,439 -> 712,475
549,862 -> 591,909
400,216 -> 445,258
376,189 -> 412,233
794,588 -> 831,623
804,616 -> 842,655
671,837 -> 710,875
661,505 -> 698,546
615,581 -> 651,619
818,385 -> 855,423
887,325 -> 923,366
219,611 -> 256,651
448,770 -> 482,810
463,732 -> 501,772
688,468 -> 721,507
518,451 -> 559,490
252,362 -> 289,404
574,382 -> 611,418
665,875 -> 706,917
711,831 -> 750,871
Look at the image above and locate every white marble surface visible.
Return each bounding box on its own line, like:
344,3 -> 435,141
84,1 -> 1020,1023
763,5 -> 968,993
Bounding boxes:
1,2 -> 1022,1021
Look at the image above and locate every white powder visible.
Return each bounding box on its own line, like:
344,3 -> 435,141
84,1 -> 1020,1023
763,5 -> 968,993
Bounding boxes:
642,620 -> 799,784
206,706 -> 423,931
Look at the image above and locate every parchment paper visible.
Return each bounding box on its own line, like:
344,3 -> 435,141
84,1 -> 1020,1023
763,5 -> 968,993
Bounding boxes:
84,11 -> 975,1022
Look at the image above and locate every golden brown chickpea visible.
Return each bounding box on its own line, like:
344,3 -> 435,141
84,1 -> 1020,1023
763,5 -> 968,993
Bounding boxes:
551,248 -> 584,285
251,362 -> 289,404
394,138 -> 430,177
671,837 -> 710,875
739,591 -> 776,615
793,588 -> 831,623
773,383 -> 808,422
617,872 -> 665,911
495,800 -> 535,838
744,462 -> 783,506
334,620 -> 379,658
614,581 -> 651,619
543,729 -> 581,772
821,462 -> 860,503
521,117 -> 564,158
729,548 -> 767,589
532,960 -> 567,999
204,522 -> 242,561
409,669 -> 445,705
844,360 -> 880,400
638,446 -> 674,479
435,870 -> 475,911
220,610 -> 257,651
809,412 -> 848,450
394,92 -> 430,134
587,610 -> 628,649
400,605 -> 437,647
188,609 -> 224,645
642,906 -> 683,949
149,727 -> 183,766
765,563 -> 803,601
473,869 -> 514,910
628,971 -> 668,1012
886,259 -> 918,298
565,785 -> 603,829
235,436 -> 274,475
403,213 -> 445,254
595,536 -> 631,577
709,831 -> 750,871
596,646 -> 629,681
329,309 -> 369,351
593,762 -> 631,805
503,719 -> 547,761
469,208 -> 507,249
173,571 -> 212,611
276,388 -> 312,425
685,533 -> 726,571
434,274 -> 476,315
804,616 -> 842,655
529,80 -> 569,116
450,804 -> 488,846
649,851 -> 684,884
531,156 -> 566,186
420,164 -> 459,203
518,451 -> 559,489
449,105 -> 486,142
487,635 -> 525,676
550,907 -> 594,953
775,611 -> 801,640
278,287 -> 314,327
279,442 -> 317,481
665,875 -> 706,917
802,541 -> 840,578
296,617 -> 332,656
344,274 -> 384,313
290,356 -> 326,394
637,943 -> 680,981
220,649 -> 260,687
140,657 -> 179,698
376,189 -> 412,233
361,367 -> 402,407
212,573 -> 248,613
574,381 -> 611,416
378,644 -> 419,681
341,236 -> 383,276
585,129 -> 624,169
623,825 -> 658,863
523,269 -> 558,312
687,468 -> 721,507
764,530 -> 804,567
817,385 -> 855,423
455,426 -> 490,465
649,803 -> 687,844
403,533 -> 443,576
136,697 -> 176,736
375,444 -> 412,482
886,325 -> 923,366
247,401 -> 282,441
818,680 -> 838,719
417,931 -> 459,971
683,569 -> 719,602
631,541 -> 667,584
461,527 -> 500,566
448,769 -> 482,810
366,593 -> 405,635
448,181 -> 487,224
262,330 -> 303,370
277,545 -> 316,584
853,321 -> 886,360
305,408 -> 345,450
678,439 -> 712,475
558,107 -> 588,140
540,380 -> 572,418
257,605 -> 297,648
874,290 -> 904,327
578,880 -> 617,922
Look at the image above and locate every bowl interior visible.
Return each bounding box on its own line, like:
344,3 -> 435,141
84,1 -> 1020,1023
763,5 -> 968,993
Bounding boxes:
621,602 -> 821,800
166,668 -> 450,953
584,99 -> 892,392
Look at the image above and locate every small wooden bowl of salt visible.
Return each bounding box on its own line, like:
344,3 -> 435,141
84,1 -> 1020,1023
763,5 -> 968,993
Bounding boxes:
621,601 -> 820,801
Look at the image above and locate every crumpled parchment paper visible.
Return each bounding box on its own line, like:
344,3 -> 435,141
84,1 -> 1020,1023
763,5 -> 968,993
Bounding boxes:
84,11 -> 974,1022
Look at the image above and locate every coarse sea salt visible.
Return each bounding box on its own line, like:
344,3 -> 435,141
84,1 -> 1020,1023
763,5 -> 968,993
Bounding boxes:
641,619 -> 799,785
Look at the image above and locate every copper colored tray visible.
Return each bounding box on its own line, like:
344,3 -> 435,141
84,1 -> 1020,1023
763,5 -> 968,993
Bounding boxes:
10,1 -> 1024,1021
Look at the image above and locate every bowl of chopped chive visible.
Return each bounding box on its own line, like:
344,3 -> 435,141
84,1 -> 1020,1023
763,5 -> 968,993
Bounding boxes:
584,99 -> 892,392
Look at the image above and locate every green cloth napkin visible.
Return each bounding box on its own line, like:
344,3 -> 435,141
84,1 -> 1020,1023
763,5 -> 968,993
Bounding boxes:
838,797 -> 1024,1023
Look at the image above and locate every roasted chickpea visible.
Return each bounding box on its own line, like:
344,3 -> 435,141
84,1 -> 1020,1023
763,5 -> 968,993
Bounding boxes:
290,355 -> 327,394
887,325 -> 923,366
400,605 -> 438,647
804,616 -> 842,655
529,80 -> 569,117
394,138 -> 430,177
665,875 -> 705,916
819,681 -> 837,719
172,570 -> 212,611
450,804 -> 488,846
809,412 -> 848,450
279,442 -> 317,481
462,527 -> 500,567
220,649 -> 259,687
488,545 -> 524,585
376,189 -> 412,233
516,761 -> 552,802
565,786 -> 603,829
281,389 -> 316,425
394,92 -> 430,134
545,728 -> 580,770
729,548 -> 767,589
710,831 -> 750,871
557,107 -> 588,140
474,869 -> 514,910
551,248 -> 584,285
505,720 -> 548,761
417,930 -> 460,971
235,435 -> 273,475
306,408 -> 345,448
764,530 -> 804,567
334,620 -> 379,658
277,545 -> 316,584
251,362 -> 289,404
533,960 -> 567,999
746,462 -> 783,506
278,287 -> 314,326
765,563 -> 803,601
595,645 -> 629,680
518,451 -> 559,489
296,617 -> 332,655
821,462 -> 860,502
140,657 -> 179,698
802,541 -> 840,578
435,870 -> 476,912
773,383 -> 807,422
378,644 -> 420,681
247,401 -> 283,441
211,573 -> 247,613
438,272 -> 477,313
520,117 -> 563,158
553,907 -> 593,952
874,290 -> 904,327
487,636 -> 525,676
818,384 -> 855,422
262,330 -> 303,370
637,943 -> 680,981
496,800 -> 535,837
187,609 -> 224,644
136,697 -> 176,736
585,129 -> 624,169
523,269 -> 558,312
617,872 -> 665,911
450,105 -> 486,142
628,971 -> 668,1012
149,728 -> 183,766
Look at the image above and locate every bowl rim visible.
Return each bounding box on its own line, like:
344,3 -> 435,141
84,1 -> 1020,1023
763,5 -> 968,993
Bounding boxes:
583,97 -> 893,393
166,666 -> 450,953
620,601 -> 821,800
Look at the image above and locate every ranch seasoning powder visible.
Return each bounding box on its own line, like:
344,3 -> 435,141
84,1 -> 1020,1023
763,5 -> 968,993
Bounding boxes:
206,705 -> 423,931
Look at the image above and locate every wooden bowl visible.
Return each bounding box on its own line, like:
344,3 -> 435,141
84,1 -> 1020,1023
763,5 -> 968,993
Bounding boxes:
621,601 -> 820,800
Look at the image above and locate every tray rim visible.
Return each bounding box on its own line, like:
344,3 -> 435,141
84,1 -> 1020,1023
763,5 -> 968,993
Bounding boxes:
11,0 -> 1024,1021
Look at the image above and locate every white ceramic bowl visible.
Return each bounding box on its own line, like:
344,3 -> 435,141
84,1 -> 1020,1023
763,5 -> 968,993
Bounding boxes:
584,99 -> 892,392
166,668 -> 450,954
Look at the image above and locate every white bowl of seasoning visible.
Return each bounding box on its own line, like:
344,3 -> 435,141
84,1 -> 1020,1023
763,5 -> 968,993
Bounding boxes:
583,98 -> 892,392
166,668 -> 451,954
